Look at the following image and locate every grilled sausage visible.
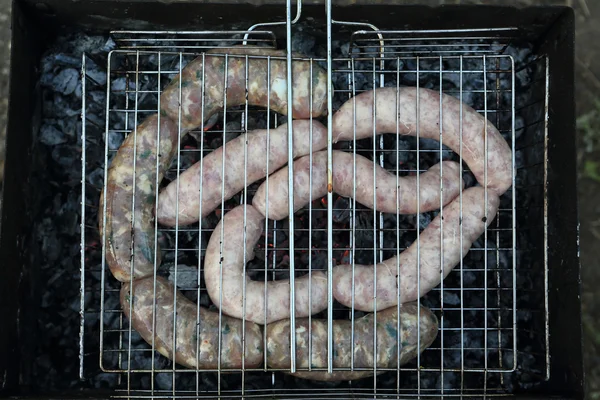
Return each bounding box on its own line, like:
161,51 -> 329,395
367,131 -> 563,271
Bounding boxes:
204,204 -> 328,325
332,186 -> 500,312
100,47 -> 328,282
120,275 -> 264,369
157,120 -> 329,227
265,302 -> 438,381
331,86 -> 512,197
252,150 -> 464,221
99,114 -> 179,282
160,47 -> 328,131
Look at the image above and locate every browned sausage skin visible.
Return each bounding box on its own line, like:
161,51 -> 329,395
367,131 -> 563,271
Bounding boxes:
160,47 -> 328,131
204,204 -> 328,325
266,302 -> 438,381
331,87 -> 513,197
332,186 -> 500,312
121,276 -> 264,369
252,149 -> 464,221
99,114 -> 179,282
157,120 -> 329,227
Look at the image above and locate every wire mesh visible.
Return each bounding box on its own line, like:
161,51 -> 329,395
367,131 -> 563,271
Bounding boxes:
79,19 -> 548,399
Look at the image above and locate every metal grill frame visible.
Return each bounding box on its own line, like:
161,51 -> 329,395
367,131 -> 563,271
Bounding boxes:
76,2 -> 553,399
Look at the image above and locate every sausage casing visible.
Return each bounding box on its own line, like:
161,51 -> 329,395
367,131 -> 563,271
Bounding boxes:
99,115 -> 178,282
160,47 -> 328,131
157,120 -> 329,227
204,204 -> 328,325
332,87 -> 512,196
266,302 -> 438,381
121,275 -> 264,369
332,186 -> 500,312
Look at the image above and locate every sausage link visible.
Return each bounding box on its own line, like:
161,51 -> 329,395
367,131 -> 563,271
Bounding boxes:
157,120 -> 328,227
332,186 -> 500,312
160,47 -> 328,131
204,204 -> 328,325
331,87 -> 512,197
252,149 -> 464,221
121,275 -> 264,369
265,302 -> 438,381
99,115 -> 178,282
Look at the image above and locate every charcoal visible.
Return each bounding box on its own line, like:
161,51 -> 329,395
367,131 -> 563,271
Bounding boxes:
155,373 -> 174,390
443,291 -> 461,306
107,130 -> 125,151
86,67 -> 107,86
111,76 -> 135,92
51,68 -> 81,96
291,29 -> 316,56
167,263 -> 200,289
40,123 -> 69,146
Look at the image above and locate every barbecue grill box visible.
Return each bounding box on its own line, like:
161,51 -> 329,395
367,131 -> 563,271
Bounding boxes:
0,1 -> 582,399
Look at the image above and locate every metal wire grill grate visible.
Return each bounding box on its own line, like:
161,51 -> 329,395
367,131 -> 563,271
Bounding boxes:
349,27 -> 518,57
79,17 -> 548,399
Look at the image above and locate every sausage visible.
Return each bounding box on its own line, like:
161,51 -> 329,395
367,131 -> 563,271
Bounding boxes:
120,275 -> 264,369
332,185 -> 500,312
204,204 -> 328,325
100,47 -> 328,282
99,115 -> 179,282
252,149 -> 464,221
331,87 -> 513,197
265,302 -> 438,381
160,47 -> 329,131
157,120 -> 329,227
